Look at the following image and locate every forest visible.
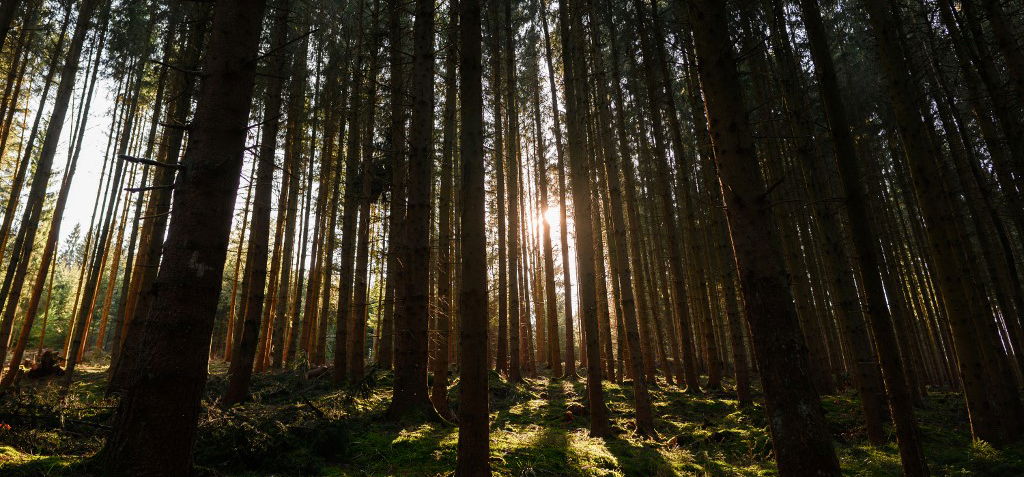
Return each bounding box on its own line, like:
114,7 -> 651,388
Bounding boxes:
0,0 -> 1023,475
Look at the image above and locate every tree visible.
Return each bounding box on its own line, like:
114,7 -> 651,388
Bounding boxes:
431,0 -> 459,421
685,0 -> 841,474
98,0 -> 268,472
455,0 -> 491,471
387,0 -> 440,422
557,0 -> 609,437
862,0 -> 1024,446
223,0 -> 293,406
797,1 -> 929,474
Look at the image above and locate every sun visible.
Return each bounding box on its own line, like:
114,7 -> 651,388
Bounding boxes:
543,207 -> 559,226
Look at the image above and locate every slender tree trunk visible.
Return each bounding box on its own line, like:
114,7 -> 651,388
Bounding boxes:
584,0 -> 654,434
0,0 -> 101,371
863,0 -> 1024,445
349,61 -> 381,380
66,44 -> 146,379
557,0 -> 609,437
798,2 -> 929,472
531,63 -> 562,377
503,0 -> 523,383
431,1 -> 458,420
0,7 -> 107,385
455,0 -> 490,470
687,0 -> 841,474
0,6 -> 70,362
109,4 -> 205,389
539,0 -> 574,377
223,0 -> 292,406
388,0 -> 441,422
333,0 -> 369,384
630,0 -> 700,391
99,0 -> 267,472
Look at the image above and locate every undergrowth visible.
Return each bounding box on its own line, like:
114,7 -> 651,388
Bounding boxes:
1,363 -> 1021,476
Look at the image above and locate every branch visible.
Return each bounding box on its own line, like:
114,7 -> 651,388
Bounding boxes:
137,212 -> 170,221
119,154 -> 184,170
125,184 -> 175,193
148,58 -> 202,76
251,28 -> 319,65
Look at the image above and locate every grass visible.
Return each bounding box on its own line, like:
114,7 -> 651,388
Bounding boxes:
1,363 -> 1022,476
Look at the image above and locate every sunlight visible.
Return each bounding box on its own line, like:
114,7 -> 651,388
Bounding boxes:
543,206 -> 559,226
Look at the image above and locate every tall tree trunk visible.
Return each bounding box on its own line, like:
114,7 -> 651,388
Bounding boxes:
686,0 -> 841,474
349,57 -> 381,380
223,0 -> 292,406
630,0 -> 700,391
0,0 -> 101,370
557,0 -> 609,437
798,1 -> 929,473
0,5 -> 107,385
431,0 -> 458,420
862,0 -> 1024,445
531,57 -> 562,377
108,4 -> 205,390
66,43 -> 147,379
455,0 -> 490,471
585,0 -> 654,434
489,0 -> 509,375
333,0 -> 369,384
379,0 -> 408,371
388,0 -> 441,422
504,0 -> 522,383
99,0 -> 267,473
539,0 -> 574,377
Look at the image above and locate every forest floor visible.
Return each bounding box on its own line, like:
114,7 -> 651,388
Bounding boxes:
1,362 -> 1022,476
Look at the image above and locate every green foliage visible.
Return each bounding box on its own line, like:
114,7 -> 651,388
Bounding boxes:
2,365 -> 1023,476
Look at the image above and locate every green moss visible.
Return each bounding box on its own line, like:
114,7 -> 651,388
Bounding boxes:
2,366 -> 1023,476
0,445 -> 84,476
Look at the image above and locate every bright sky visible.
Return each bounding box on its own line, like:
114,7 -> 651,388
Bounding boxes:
58,77 -> 118,241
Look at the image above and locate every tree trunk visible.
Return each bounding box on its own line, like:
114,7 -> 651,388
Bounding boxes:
223,0 -> 292,406
862,0 -> 1024,445
388,0 -> 441,422
455,0 -> 490,471
99,0 -> 267,473
431,0 -> 458,420
687,0 -> 841,474
539,0 -> 574,377
557,0 -> 609,437
0,0 -> 101,371
798,1 -> 930,472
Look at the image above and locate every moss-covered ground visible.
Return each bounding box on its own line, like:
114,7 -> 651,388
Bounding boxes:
1,364 -> 1021,476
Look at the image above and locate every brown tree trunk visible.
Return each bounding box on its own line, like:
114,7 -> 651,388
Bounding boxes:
378,0 -> 408,371
431,0 -> 458,420
799,1 -> 929,473
0,8 -> 107,385
455,0 -> 490,471
539,0 -> 574,378
687,0 -> 841,474
388,0 -> 441,422
108,4 -> 204,390
0,0 -> 102,372
863,0 -> 1024,445
333,0 -> 369,384
99,0 -> 267,472
223,0 -> 292,406
557,0 -> 609,437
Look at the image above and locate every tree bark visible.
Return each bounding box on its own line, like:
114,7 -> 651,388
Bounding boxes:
686,0 -> 841,474
388,0 -> 441,422
99,0 -> 267,473
223,0 -> 292,406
